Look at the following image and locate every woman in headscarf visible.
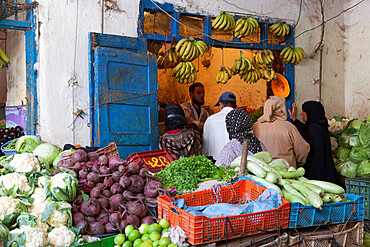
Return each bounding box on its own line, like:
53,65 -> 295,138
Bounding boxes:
289,101 -> 339,183
159,104 -> 202,159
253,96 -> 310,168
215,108 -> 264,167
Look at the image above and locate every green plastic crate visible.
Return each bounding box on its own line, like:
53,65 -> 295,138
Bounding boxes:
346,177 -> 370,220
75,236 -> 115,247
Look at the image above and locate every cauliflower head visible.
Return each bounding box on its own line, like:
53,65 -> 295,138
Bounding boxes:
28,188 -> 47,215
9,225 -> 47,247
0,172 -> 31,193
48,206 -> 70,227
40,201 -> 72,228
0,196 -> 20,217
8,153 -> 41,173
49,173 -> 68,189
37,176 -> 46,188
47,226 -> 76,247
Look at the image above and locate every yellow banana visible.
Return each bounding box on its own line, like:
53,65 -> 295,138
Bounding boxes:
212,13 -> 223,28
175,38 -> 188,52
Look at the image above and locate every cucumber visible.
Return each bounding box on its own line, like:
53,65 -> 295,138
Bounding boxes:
282,188 -> 309,205
246,174 -> 283,195
275,167 -> 305,178
246,161 -> 266,178
277,179 -> 309,204
302,180 -> 345,194
290,183 -> 323,209
322,193 -> 332,203
286,179 -> 324,197
264,171 -> 278,184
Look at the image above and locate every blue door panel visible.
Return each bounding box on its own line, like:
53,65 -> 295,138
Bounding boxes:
93,44 -> 158,159
93,33 -> 147,53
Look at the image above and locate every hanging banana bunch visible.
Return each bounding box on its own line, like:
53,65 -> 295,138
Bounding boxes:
175,38 -> 208,62
172,61 -> 197,84
216,66 -> 232,84
164,47 -> 180,68
270,22 -> 290,37
231,57 -> 252,77
261,67 -> 277,81
254,49 -> 275,66
280,46 -> 305,64
212,12 -> 236,31
242,69 -> 262,84
234,17 -> 259,39
0,48 -> 9,68
157,52 -> 165,69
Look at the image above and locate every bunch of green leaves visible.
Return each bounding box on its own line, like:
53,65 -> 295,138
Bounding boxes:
155,155 -> 237,193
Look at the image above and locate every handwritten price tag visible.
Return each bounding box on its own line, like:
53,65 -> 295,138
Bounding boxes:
143,156 -> 170,168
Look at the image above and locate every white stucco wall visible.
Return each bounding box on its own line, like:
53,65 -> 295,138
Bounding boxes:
6,0 -> 368,147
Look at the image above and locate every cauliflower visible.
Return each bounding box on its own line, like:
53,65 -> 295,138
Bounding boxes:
28,188 -> 47,215
0,172 -> 31,193
32,215 -> 50,233
47,226 -> 76,247
9,225 -> 47,247
49,173 -> 68,188
47,203 -> 70,227
8,153 -> 41,173
37,176 -> 46,188
0,196 -> 20,217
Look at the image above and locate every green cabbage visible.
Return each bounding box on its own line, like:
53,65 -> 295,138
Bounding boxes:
338,133 -> 351,148
359,124 -> 370,147
15,135 -> 41,153
52,149 -> 76,170
357,160 -> 370,177
33,143 -> 62,170
348,134 -> 362,147
349,119 -> 363,130
336,147 -> 350,160
337,160 -> 358,178
349,147 -> 368,164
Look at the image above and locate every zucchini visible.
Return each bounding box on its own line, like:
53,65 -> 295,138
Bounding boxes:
277,179 -> 309,204
302,180 -> 345,194
286,179 -> 324,197
246,174 -> 283,195
322,193 -> 332,203
288,167 -> 297,172
290,183 -> 323,209
339,193 -> 347,202
297,176 -> 309,182
264,171 -> 278,184
275,167 -> 305,178
246,161 -> 266,178
331,194 -> 342,203
282,188 -> 309,205
269,159 -> 290,170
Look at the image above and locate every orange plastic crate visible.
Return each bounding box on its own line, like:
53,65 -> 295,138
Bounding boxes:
126,149 -> 176,173
157,179 -> 290,245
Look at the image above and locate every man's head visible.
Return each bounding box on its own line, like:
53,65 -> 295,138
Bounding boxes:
189,82 -> 205,107
215,92 -> 237,109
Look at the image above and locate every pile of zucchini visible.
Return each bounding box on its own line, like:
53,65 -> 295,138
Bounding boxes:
231,152 -> 346,209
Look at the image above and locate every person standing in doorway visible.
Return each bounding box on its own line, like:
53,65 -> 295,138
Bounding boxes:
181,82 -> 209,132
201,92 -> 237,160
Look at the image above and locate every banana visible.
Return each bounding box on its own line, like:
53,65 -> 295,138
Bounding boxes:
244,58 -> 252,71
283,24 -> 290,36
280,47 -> 290,57
182,62 -> 191,79
178,40 -> 189,57
183,41 -> 193,59
269,23 -> 279,33
0,59 -> 3,68
218,14 -> 228,30
212,13 -> 223,28
224,66 -> 232,79
0,48 -> 9,64
235,18 -> 245,32
194,41 -> 205,57
239,57 -> 247,71
175,38 -> 188,52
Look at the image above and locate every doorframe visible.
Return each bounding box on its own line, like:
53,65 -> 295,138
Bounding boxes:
0,1 -> 38,135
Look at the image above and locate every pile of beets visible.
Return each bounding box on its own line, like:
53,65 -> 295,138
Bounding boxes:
56,149 -> 168,236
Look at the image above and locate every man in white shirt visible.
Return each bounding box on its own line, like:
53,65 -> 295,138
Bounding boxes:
201,92 -> 237,160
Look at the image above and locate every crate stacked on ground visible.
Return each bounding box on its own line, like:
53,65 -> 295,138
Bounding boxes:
157,179 -> 291,245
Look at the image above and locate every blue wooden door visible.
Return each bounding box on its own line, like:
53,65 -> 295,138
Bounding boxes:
90,33 -> 158,159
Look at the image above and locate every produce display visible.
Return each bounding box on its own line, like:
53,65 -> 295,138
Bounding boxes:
155,155 -> 237,193
0,126 -> 24,156
280,46 -> 305,65
112,219 -> 177,247
216,66 -> 232,84
171,61 -> 197,84
231,57 -> 252,76
174,38 -> 208,62
230,151 -> 346,209
269,22 -> 290,37
332,116 -> 370,178
233,17 -> 259,38
212,12 -> 236,31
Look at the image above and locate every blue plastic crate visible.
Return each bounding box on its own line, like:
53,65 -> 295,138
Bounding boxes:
289,193 -> 364,228
0,138 -> 18,156
236,176 -> 365,229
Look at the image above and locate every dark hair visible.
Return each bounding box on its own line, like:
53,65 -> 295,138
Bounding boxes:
164,104 -> 186,131
220,100 -> 237,108
189,82 -> 204,93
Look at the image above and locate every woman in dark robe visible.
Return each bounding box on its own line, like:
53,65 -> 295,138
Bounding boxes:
289,101 -> 339,183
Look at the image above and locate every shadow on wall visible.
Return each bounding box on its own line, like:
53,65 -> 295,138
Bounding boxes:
157,46 -> 267,115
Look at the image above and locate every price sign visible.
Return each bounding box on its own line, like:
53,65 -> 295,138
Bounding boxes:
143,156 -> 170,168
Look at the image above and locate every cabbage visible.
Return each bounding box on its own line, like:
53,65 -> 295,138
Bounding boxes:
357,160 -> 370,177
337,160 -> 358,178
348,134 -> 362,147
349,147 -> 368,164
33,143 -> 62,169
365,115 -> 370,124
349,119 -> 363,130
15,135 -> 41,153
253,151 -> 272,163
336,147 -> 350,160
359,124 -> 370,147
52,149 -> 76,170
338,133 -> 351,148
